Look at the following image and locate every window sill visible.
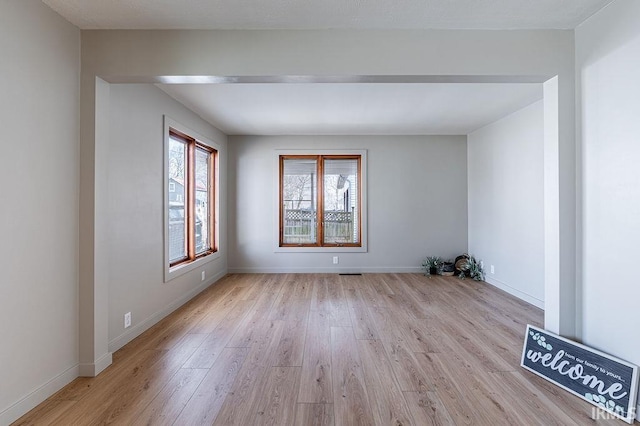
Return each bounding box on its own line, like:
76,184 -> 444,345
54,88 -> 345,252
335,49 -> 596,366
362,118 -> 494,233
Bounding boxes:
274,246 -> 367,254
164,250 -> 221,282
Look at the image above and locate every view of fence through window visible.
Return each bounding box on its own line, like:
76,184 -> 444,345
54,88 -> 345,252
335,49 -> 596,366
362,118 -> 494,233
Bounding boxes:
281,155 -> 360,247
282,158 -> 318,244
323,158 -> 359,244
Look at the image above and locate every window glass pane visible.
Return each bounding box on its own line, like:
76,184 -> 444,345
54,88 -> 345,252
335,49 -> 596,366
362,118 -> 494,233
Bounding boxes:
323,158 -> 359,244
195,147 -> 210,254
168,136 -> 187,262
282,158 -> 317,244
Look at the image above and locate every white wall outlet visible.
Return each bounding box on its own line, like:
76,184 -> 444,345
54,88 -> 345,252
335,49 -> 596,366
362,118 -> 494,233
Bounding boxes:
333,256 -> 339,265
490,265 -> 495,274
124,312 -> 131,328
201,270 -> 206,281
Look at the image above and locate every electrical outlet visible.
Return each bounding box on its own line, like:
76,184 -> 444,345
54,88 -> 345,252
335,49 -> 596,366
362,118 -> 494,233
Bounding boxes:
490,265 -> 495,274
124,312 -> 131,328
201,271 -> 206,281
333,256 -> 339,265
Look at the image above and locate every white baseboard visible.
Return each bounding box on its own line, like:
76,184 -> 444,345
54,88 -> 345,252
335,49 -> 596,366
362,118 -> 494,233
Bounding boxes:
227,266 -> 422,274
0,363 -> 79,425
484,276 -> 544,309
78,351 -> 113,377
108,269 -> 227,353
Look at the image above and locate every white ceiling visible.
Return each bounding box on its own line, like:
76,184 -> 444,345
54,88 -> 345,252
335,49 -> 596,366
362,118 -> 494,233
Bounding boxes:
43,0 -> 566,135
156,83 -> 542,135
43,0 -> 612,30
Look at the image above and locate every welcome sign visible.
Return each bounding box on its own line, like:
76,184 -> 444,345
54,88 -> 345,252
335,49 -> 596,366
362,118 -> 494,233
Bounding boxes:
521,325 -> 639,424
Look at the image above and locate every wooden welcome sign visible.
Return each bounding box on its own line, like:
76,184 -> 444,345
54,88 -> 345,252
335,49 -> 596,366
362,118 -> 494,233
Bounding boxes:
521,325 -> 639,424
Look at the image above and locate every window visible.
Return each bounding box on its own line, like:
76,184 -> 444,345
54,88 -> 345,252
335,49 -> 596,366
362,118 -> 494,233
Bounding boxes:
280,155 -> 362,247
165,118 -> 219,278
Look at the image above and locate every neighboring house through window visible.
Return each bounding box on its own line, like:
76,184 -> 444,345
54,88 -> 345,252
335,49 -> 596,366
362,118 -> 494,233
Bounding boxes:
165,117 -> 220,280
279,154 -> 364,248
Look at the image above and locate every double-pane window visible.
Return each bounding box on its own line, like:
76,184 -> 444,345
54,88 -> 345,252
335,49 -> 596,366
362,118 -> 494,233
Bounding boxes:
168,129 -> 217,267
280,155 -> 361,247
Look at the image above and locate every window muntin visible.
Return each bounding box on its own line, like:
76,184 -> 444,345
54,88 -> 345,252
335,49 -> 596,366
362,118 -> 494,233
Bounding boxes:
279,155 -> 361,248
168,129 -> 217,269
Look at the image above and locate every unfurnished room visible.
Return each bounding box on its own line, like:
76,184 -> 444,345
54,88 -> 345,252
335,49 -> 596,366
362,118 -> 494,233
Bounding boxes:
1,0 -> 640,424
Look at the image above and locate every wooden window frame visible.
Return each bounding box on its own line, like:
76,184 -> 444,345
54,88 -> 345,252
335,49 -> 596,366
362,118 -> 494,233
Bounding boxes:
168,128 -> 218,269
279,154 -> 362,248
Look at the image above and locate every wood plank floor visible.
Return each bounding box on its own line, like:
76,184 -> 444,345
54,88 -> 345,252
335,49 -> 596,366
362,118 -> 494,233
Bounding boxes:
13,274 -> 625,425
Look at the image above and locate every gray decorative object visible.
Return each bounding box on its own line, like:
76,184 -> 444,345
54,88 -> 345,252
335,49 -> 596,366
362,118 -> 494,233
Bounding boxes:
521,325 -> 639,424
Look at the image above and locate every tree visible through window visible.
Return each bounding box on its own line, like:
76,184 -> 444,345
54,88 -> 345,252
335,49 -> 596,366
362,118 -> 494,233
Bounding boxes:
168,128 -> 217,267
280,155 -> 361,247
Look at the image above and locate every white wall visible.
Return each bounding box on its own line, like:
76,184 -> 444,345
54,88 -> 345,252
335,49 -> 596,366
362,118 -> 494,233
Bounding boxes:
468,101 -> 545,308
0,1 -> 80,424
228,135 -> 467,272
576,1 -> 640,416
107,84 -> 228,350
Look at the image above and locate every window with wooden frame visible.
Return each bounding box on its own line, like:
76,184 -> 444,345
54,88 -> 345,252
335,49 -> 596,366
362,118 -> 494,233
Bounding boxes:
167,126 -> 218,270
280,155 -> 362,247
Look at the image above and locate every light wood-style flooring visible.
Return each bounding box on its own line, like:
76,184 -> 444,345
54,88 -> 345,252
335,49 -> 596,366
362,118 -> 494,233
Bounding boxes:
14,274 -> 624,425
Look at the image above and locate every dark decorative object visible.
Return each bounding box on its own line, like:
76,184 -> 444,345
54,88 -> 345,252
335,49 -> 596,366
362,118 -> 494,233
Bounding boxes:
455,253 -> 485,281
454,254 -> 470,275
421,256 -> 443,276
441,261 -> 455,276
522,325 -> 639,424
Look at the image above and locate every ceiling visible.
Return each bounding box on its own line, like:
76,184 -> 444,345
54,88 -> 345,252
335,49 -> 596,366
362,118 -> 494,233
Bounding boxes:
43,0 -> 612,30
157,83 -> 542,135
43,0 -> 573,135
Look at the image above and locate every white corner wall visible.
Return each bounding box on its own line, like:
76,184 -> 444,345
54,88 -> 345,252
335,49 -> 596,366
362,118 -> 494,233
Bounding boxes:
576,1 -> 640,416
0,1 -> 80,424
107,84 -> 228,350
468,100 -> 545,308
229,135 -> 468,272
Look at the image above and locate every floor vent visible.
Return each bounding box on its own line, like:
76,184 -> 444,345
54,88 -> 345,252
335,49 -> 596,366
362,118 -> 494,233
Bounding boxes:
339,273 -> 363,276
